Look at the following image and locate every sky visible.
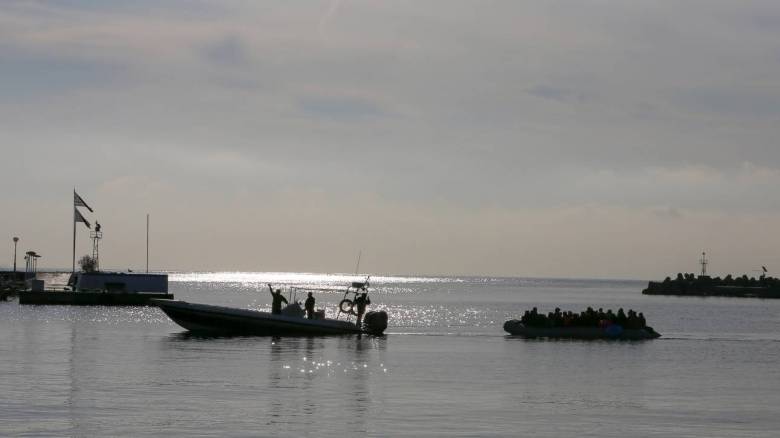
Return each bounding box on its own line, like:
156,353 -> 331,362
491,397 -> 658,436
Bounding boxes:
2,1 -> 780,279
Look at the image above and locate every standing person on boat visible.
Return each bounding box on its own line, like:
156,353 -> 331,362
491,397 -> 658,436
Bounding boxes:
305,292 -> 315,319
270,288 -> 288,315
354,292 -> 371,327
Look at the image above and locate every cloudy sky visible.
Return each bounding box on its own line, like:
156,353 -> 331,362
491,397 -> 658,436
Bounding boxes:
2,1 -> 780,278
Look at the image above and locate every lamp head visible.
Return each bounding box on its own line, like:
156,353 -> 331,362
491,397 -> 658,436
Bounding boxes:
13,237 -> 19,243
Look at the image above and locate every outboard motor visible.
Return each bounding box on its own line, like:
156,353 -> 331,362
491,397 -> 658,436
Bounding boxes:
362,310 -> 388,335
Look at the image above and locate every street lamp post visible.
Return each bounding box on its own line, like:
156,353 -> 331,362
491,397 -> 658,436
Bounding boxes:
12,237 -> 19,273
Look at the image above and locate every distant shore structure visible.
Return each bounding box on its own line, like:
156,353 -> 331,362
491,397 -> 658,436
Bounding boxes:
15,190 -> 172,305
643,252 -> 779,298
700,252 -> 708,277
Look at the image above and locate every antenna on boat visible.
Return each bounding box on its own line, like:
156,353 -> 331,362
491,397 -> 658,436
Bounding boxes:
146,214 -> 149,273
354,250 -> 362,275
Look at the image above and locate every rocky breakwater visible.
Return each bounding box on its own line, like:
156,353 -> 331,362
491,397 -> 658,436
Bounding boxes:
643,273 -> 780,298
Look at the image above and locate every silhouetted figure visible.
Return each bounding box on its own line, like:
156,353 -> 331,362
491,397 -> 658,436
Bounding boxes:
305,292 -> 315,319
616,308 -> 627,326
626,309 -> 638,329
520,310 -> 531,324
585,307 -> 596,326
270,289 -> 288,315
354,292 -> 371,327
553,307 -> 563,326
95,221 -> 101,233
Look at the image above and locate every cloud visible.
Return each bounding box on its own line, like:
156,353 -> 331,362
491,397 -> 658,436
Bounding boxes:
297,95 -> 391,120
526,85 -> 589,104
12,0 -> 226,18
0,47 -> 124,98
318,0 -> 343,34
669,87 -> 780,117
653,206 -> 684,219
200,35 -> 250,67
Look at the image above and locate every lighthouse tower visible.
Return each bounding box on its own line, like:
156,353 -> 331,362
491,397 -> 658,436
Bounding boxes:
90,221 -> 103,272
699,252 -> 708,278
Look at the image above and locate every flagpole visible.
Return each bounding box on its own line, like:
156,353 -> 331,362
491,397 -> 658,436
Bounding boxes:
72,189 -> 94,273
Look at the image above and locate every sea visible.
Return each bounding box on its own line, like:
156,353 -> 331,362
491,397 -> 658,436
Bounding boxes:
1,272 -> 779,437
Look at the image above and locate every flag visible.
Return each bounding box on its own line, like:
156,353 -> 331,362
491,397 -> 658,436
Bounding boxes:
74,191 -> 93,213
75,208 -> 91,229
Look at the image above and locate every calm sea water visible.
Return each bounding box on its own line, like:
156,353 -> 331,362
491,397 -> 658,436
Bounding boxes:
1,273 -> 779,437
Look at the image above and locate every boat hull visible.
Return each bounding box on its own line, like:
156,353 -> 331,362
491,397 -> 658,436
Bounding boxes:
504,320 -> 661,340
152,299 -> 386,336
